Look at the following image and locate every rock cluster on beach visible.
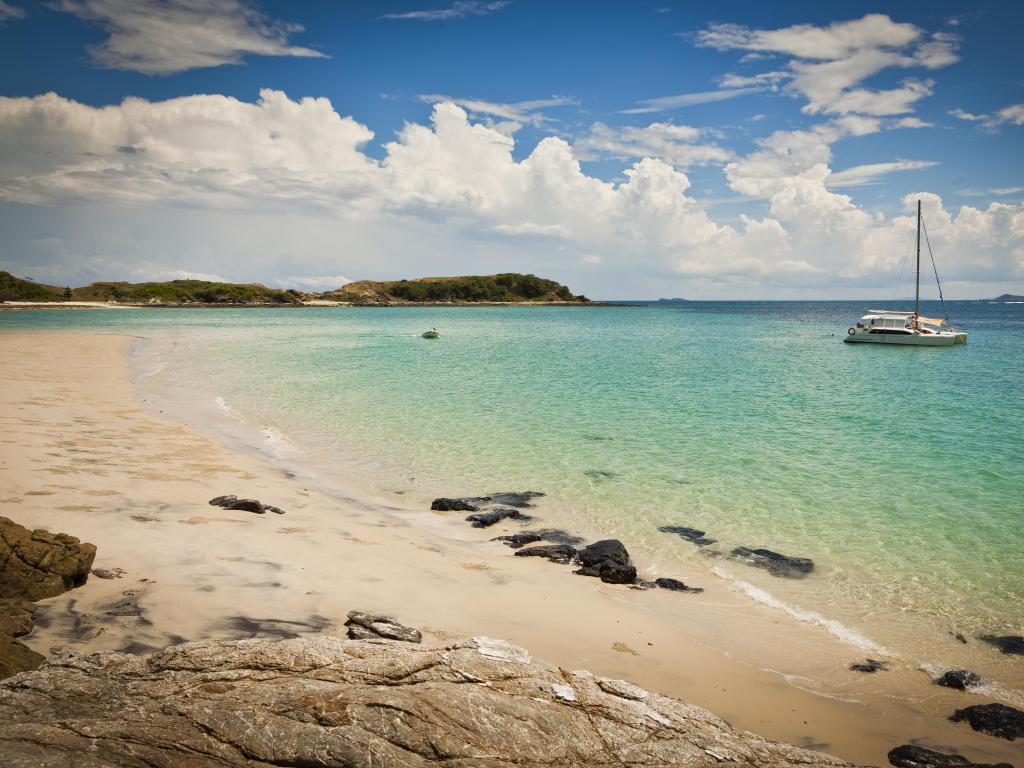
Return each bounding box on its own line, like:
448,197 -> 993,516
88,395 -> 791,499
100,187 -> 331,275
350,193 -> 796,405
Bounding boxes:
887,744 -> 1014,768
950,703 -> 1024,741
0,633 -> 859,767
209,495 -> 285,514
0,516 -> 96,678
343,610 -> 422,643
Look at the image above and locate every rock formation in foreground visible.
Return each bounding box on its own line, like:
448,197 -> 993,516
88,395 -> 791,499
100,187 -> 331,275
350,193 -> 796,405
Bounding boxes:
0,634 -> 856,767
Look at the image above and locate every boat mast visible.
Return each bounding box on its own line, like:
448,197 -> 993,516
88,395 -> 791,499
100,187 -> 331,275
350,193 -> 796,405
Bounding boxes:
915,199 -> 921,321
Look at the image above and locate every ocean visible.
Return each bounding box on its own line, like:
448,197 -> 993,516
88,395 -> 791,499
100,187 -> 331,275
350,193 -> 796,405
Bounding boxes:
4,299 -> 1022,695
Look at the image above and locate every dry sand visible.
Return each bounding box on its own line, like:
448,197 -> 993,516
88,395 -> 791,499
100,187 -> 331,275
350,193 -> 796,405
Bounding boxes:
0,331 -> 1019,766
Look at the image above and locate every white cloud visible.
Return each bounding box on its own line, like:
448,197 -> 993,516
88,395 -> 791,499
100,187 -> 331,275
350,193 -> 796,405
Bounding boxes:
416,94 -> 574,131
951,103 -> 1024,131
826,160 -> 938,188
696,15 -> 958,117
55,0 -> 325,75
0,89 -> 1021,297
0,1 -> 26,21
270,274 -> 352,290
621,88 -> 760,114
381,1 -> 510,21
575,122 -> 731,168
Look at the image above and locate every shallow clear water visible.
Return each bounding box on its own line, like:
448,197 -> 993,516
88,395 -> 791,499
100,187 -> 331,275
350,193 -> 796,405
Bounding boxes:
4,301 -> 1022,684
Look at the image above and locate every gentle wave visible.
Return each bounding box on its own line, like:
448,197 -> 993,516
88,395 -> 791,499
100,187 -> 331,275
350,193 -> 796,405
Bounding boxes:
713,566 -> 894,656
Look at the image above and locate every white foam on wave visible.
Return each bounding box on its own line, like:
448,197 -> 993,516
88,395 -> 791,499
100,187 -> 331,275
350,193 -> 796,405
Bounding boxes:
713,566 -> 895,656
920,661 -> 1024,708
262,426 -> 302,459
213,395 -> 242,419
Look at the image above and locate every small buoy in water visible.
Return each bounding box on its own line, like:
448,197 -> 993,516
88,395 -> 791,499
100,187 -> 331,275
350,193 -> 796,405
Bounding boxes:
421,329 -> 439,339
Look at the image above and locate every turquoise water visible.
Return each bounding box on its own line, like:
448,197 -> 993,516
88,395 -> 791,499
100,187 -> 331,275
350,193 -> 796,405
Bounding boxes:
4,301 -> 1022,682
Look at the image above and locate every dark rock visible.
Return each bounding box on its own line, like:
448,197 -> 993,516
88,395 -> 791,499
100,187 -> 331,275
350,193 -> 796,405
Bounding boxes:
950,632 -> 968,644
654,578 -> 704,593
0,599 -> 36,638
514,544 -> 579,564
730,547 -> 814,578
344,610 -> 422,643
980,635 -> 1024,655
224,499 -> 265,514
0,634 -> 44,679
950,703 -> 1024,741
92,568 -> 125,580
0,516 -> 97,600
849,659 -> 888,673
431,497 -> 491,512
208,495 -> 237,507
263,505 -> 285,515
887,744 -> 1013,768
465,508 -> 533,528
935,670 -> 982,690
658,526 -> 717,546
583,469 -> 618,480
488,491 -> 545,508
574,539 -> 637,585
493,529 -> 585,549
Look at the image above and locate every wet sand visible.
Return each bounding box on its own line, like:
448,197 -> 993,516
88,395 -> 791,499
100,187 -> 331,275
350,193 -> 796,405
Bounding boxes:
0,331 -> 1019,766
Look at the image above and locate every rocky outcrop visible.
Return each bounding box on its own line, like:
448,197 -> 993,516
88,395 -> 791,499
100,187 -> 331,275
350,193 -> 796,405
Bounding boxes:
980,635 -> 1024,655
431,496 -> 490,512
489,491 -> 545,508
343,610 -> 422,643
888,744 -> 1013,768
658,525 -> 717,546
208,496 -> 285,514
514,543 -> 579,564
0,517 -> 96,679
492,529 -> 584,549
653,577 -> 704,593
950,703 -> 1024,741
730,547 -> 814,578
466,507 -> 533,528
934,670 -> 982,690
574,539 -> 637,584
0,516 -> 96,601
0,634 -> 856,767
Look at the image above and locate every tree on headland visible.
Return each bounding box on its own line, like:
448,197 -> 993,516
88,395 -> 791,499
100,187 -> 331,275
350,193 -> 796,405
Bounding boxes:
64,287 -> 72,301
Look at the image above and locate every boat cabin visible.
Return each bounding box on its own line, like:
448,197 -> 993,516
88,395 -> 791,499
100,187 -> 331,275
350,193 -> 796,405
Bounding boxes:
856,312 -> 915,335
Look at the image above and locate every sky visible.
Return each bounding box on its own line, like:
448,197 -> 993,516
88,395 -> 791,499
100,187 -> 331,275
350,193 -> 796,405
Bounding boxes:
0,0 -> 1022,299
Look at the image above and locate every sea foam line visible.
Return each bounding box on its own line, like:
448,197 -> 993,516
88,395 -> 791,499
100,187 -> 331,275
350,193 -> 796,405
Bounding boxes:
712,566 -> 895,656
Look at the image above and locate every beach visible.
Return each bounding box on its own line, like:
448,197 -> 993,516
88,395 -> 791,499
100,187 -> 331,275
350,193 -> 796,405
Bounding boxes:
1,329 -> 1020,766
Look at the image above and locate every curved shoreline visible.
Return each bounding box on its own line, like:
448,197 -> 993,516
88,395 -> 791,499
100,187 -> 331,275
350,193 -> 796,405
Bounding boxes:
0,330 -> 1020,766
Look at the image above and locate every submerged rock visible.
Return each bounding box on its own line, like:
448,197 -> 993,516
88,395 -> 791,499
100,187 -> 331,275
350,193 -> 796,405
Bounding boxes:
849,659 -> 888,673
431,497 -> 491,512
465,507 -> 533,528
730,547 -> 814,578
493,529 -> 584,549
488,491 -> 545,508
344,611 -> 422,644
657,525 -> 717,546
574,539 -> 637,585
514,544 -> 579,564
0,635 -> 857,767
934,670 -> 982,690
950,703 -> 1024,741
887,744 -> 1013,768
980,635 -> 1024,655
654,578 -> 704,593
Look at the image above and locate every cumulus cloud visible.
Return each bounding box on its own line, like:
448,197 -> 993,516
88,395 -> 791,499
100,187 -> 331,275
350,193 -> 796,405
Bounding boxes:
696,14 -> 959,117
55,0 -> 325,75
574,122 -> 731,168
381,1 -> 510,21
0,89 -> 1020,296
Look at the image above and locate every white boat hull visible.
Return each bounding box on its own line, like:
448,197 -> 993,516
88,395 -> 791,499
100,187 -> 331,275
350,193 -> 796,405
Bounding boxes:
844,331 -> 966,346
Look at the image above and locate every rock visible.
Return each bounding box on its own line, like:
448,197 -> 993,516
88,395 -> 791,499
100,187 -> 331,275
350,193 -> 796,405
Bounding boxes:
0,599 -> 36,638
0,633 -> 44,679
431,496 -> 491,512
514,544 -> 579,564
465,507 -> 533,528
980,635 -> 1024,655
934,670 -> 982,690
950,632 -> 968,644
263,505 -> 285,515
493,529 -> 585,549
887,744 -> 1013,768
574,539 -> 637,585
730,547 -> 814,578
849,659 -> 888,673
654,578 -> 704,593
0,516 -> 97,601
950,703 -> 1024,741
208,495 -> 237,507
224,498 -> 265,514
658,525 -> 717,546
344,611 -> 422,643
91,568 -> 125,580
488,491 -> 545,508
0,634 -> 857,767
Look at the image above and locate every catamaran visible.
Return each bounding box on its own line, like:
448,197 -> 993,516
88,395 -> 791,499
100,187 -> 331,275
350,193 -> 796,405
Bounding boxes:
844,200 -> 967,346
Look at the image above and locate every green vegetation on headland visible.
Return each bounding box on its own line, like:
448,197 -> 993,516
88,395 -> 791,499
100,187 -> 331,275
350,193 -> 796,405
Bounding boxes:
0,271 -> 589,306
990,293 -> 1024,302
324,273 -> 588,304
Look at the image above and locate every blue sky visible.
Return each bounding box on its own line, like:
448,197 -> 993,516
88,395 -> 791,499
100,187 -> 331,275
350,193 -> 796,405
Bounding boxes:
0,0 -> 1021,298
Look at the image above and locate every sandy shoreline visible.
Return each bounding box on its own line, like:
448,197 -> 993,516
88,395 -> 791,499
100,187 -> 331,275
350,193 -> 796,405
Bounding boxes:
0,331 -> 1019,766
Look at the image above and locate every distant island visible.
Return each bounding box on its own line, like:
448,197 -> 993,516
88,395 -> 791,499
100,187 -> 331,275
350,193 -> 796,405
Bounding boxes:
990,293 -> 1024,302
0,271 -> 591,307
652,298 -> 691,304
